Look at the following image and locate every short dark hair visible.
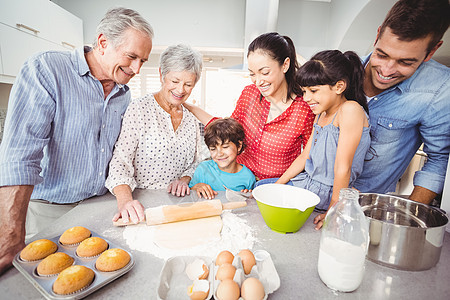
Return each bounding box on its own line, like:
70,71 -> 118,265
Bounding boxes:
204,118 -> 245,155
379,0 -> 450,53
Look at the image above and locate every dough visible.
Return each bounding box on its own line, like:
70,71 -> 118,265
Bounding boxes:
154,216 -> 223,249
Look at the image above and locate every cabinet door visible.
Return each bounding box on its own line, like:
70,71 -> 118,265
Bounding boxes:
49,3 -> 83,49
0,24 -> 66,77
0,0 -> 83,50
0,0 -> 43,30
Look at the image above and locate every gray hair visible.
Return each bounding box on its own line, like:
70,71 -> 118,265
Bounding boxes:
160,44 -> 203,84
94,7 -> 154,48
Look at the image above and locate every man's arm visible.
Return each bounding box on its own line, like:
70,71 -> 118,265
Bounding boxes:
0,185 -> 34,276
412,77 -> 450,202
409,185 -> 438,205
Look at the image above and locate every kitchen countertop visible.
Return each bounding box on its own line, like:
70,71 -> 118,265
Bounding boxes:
1,189 -> 449,299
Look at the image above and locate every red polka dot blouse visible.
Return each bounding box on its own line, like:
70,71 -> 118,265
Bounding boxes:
211,84 -> 314,180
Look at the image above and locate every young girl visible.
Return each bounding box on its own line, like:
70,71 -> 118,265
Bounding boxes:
259,50 -> 371,230
189,118 -> 256,199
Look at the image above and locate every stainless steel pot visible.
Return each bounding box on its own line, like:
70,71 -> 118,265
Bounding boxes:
359,193 -> 448,271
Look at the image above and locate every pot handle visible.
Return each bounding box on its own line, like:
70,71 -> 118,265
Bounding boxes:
432,206 -> 447,215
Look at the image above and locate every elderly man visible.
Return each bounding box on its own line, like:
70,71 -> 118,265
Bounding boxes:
0,7 -> 153,275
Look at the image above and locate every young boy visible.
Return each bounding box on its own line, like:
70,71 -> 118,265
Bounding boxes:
189,118 -> 256,199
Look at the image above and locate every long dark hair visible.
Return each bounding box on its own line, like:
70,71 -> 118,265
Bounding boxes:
296,50 -> 368,114
248,32 -> 301,101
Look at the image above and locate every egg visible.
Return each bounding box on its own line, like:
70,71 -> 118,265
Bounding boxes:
238,249 -> 256,275
241,277 -> 265,300
216,279 -> 240,300
186,258 -> 209,280
187,279 -> 210,300
215,250 -> 234,266
215,263 -> 236,280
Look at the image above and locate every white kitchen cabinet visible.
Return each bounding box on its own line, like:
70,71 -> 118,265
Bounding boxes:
0,0 -> 83,83
0,47 -> 3,75
0,24 -> 68,79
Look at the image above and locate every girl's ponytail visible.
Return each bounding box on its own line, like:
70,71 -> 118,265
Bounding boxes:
343,51 -> 368,114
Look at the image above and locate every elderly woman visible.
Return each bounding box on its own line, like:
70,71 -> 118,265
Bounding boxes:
105,44 -> 203,224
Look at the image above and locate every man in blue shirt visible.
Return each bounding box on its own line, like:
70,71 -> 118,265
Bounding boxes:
354,0 -> 450,204
0,7 -> 153,275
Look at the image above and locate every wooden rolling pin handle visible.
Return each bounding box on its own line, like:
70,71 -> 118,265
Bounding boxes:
113,219 -> 145,227
222,201 -> 247,210
113,200 -> 247,226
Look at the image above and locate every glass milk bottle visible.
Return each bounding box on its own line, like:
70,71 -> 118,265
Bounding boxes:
317,188 -> 369,292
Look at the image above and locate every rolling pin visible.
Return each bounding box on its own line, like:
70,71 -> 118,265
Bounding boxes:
113,199 -> 247,226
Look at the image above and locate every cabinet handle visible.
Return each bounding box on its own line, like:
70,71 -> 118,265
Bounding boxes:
61,41 -> 76,49
16,23 -> 40,34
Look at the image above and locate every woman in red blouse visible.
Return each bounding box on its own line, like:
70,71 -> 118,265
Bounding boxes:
185,32 -> 314,180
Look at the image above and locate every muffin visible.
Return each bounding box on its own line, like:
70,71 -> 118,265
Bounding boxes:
95,248 -> 131,272
52,265 -> 95,295
76,237 -> 108,257
20,239 -> 57,261
37,252 -> 74,276
59,226 -> 91,245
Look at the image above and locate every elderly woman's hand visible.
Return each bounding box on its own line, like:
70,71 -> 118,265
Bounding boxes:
167,176 -> 191,197
112,185 -> 145,224
112,199 -> 145,224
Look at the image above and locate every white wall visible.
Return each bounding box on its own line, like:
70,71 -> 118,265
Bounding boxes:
52,0 -> 450,66
338,0 -> 396,56
328,0 -> 370,51
277,0 -> 330,60
244,0 -> 279,51
52,0 -> 246,49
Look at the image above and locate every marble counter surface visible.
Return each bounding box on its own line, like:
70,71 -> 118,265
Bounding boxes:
1,189 -> 449,299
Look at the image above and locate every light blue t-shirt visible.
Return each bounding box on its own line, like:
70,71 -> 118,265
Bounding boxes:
189,160 -> 256,191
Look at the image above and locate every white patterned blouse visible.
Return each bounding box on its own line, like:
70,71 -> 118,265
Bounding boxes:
105,93 -> 202,193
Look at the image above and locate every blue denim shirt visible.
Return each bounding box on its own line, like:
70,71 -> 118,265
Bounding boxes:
354,55 -> 450,194
0,47 -> 130,203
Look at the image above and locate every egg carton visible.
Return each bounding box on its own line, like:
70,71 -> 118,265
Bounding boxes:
12,231 -> 135,300
157,250 -> 280,300
157,256 -> 214,300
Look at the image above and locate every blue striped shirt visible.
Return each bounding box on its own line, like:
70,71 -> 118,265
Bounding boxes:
0,47 -> 130,203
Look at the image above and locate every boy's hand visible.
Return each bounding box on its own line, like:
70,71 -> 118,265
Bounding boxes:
191,183 -> 218,200
240,189 -> 253,199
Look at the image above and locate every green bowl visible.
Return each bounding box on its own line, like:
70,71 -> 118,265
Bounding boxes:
252,184 -> 320,234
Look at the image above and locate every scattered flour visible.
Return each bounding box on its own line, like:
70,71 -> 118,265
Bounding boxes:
123,211 -> 256,260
